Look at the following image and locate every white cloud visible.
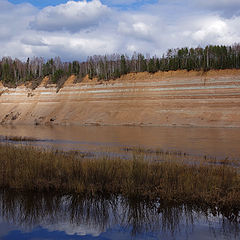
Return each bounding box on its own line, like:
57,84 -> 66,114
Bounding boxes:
103,0 -> 137,4
30,0 -> 111,32
196,0 -> 240,9
118,20 -> 153,40
102,0 -> 156,6
1,0 -> 240,60
117,12 -> 162,42
44,221 -> 102,237
0,0 -> 36,41
194,0 -> 240,17
21,36 -> 48,46
192,18 -> 228,41
0,0 -> 37,58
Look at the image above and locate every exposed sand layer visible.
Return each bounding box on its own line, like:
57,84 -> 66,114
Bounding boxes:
0,70 -> 240,127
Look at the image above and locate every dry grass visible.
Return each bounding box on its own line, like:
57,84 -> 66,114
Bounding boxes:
2,136 -> 39,142
0,144 -> 240,211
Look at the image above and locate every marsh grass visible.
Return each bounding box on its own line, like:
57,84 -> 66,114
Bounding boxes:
0,144 -> 240,211
1,135 -> 39,142
123,146 -> 188,156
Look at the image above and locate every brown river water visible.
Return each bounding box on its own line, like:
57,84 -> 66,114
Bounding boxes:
0,125 -> 240,159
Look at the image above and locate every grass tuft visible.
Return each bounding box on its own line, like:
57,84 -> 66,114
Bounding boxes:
0,144 -> 240,211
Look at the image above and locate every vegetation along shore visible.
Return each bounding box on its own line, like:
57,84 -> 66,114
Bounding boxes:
0,143 -> 240,213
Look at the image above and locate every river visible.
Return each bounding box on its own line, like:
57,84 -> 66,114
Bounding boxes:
0,125 -> 240,159
0,125 -> 240,239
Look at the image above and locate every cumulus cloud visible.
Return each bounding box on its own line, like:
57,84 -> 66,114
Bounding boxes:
103,0 -> 137,4
43,221 -> 102,237
30,0 -> 110,32
198,0 -> 240,7
21,36 -> 47,46
102,0 -> 157,6
194,0 -> 240,17
1,0 -> 240,60
0,0 -> 37,58
118,14 -> 160,41
0,0 -> 36,41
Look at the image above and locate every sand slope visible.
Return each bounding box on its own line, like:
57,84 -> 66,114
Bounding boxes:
0,70 -> 240,127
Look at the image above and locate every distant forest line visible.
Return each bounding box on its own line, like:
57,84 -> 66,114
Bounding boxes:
1,44 -> 240,88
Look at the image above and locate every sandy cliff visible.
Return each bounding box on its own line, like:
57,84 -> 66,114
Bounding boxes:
0,69 -> 240,127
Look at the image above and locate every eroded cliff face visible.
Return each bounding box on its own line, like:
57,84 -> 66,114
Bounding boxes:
0,70 -> 240,127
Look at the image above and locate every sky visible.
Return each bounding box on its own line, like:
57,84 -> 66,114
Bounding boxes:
1,0 -> 240,61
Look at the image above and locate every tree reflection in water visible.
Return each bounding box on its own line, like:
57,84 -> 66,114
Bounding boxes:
0,190 -> 239,239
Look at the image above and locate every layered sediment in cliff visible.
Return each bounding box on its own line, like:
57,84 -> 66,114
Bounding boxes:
0,70 -> 240,127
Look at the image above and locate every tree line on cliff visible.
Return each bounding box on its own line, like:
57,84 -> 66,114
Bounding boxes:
1,44 -> 240,87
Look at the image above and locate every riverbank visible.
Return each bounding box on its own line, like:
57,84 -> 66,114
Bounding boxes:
0,144 -> 240,211
1,69 -> 240,127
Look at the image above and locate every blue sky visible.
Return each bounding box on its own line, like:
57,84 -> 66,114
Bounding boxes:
1,0 -> 240,60
8,0 -> 158,9
9,0 -> 68,8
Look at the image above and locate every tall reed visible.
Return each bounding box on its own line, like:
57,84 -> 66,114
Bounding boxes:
0,144 -> 240,210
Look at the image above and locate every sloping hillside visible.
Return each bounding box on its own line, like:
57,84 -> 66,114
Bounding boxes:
0,70 -> 240,127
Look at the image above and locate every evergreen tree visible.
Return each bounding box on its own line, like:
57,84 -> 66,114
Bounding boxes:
1,44 -> 240,87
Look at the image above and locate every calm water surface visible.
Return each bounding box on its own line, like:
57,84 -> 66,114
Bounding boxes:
0,125 -> 240,159
0,190 -> 239,240
1,125 -> 240,239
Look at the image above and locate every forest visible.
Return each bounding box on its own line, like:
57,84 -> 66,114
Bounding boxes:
1,44 -> 240,88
